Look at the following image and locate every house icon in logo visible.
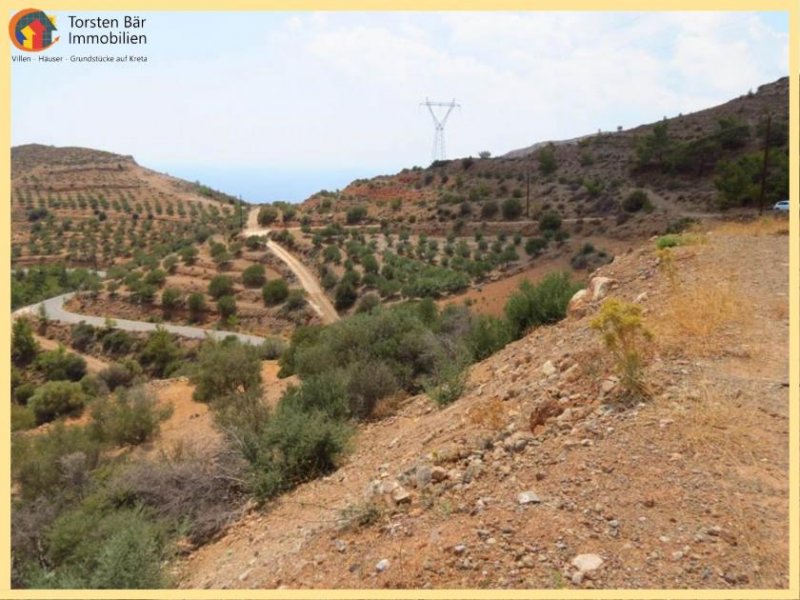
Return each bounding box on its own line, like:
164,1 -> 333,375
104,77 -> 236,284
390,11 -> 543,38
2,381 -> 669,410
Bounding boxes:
9,8 -> 59,52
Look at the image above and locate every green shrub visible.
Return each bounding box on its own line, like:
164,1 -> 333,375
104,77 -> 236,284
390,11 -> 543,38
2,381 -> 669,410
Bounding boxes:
262,278 -> 289,305
257,205 -> 279,226
187,292 -> 206,322
537,145 -> 557,175
334,281 -> 357,310
525,237 -> 547,256
481,200 -> 499,219
249,403 -> 351,501
12,422 -> 102,500
242,264 -> 266,288
29,381 -> 87,424
208,275 -> 234,299
69,322 -> 96,352
100,330 -> 135,356
143,269 -> 166,287
12,319 -> 40,367
285,290 -> 307,311
160,287 -> 182,313
90,386 -> 170,446
346,206 -> 368,224
36,346 -> 87,382
98,362 -> 136,391
504,272 -> 582,339
256,337 -> 286,360
467,315 -> 512,360
190,339 -> 262,403
345,361 -> 398,419
501,197 -> 523,220
538,210 -> 562,232
13,381 -> 37,405
355,292 -> 381,314
139,328 -> 181,378
282,371 -> 349,420
656,234 -> 682,249
217,294 -> 237,319
622,189 -> 652,213
11,404 -> 36,431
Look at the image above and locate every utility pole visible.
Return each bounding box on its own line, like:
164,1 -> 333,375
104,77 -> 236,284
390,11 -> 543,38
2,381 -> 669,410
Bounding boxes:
526,172 -> 531,219
421,98 -> 460,162
758,113 -> 772,216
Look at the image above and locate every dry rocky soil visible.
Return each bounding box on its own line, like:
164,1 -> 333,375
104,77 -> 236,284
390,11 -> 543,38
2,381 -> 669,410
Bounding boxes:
171,218 -> 790,591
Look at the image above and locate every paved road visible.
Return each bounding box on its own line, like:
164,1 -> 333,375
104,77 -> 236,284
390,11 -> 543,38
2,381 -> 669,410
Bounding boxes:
243,207 -> 339,324
13,293 -> 267,346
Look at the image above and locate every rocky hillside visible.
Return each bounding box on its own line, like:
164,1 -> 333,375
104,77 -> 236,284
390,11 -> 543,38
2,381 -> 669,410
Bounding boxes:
11,144 -> 245,267
298,77 -> 788,236
175,217 -> 789,590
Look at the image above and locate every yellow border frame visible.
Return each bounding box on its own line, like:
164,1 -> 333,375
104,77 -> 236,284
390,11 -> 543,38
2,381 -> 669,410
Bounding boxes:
1,2 -> 797,599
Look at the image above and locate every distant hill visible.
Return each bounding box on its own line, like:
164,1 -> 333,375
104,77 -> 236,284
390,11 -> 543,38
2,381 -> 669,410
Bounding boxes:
297,77 -> 788,234
11,144 -> 245,267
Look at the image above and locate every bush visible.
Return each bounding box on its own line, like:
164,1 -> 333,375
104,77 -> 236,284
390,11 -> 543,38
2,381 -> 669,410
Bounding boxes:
101,330 -> 135,356
29,381 -> 87,424
262,279 -> 289,305
187,292 -> 206,322
591,299 -> 653,401
160,287 -> 182,313
70,322 -> 96,352
139,328 -> 181,378
467,315 -> 512,360
525,237 -> 547,257
11,404 -> 36,431
208,275 -> 234,299
143,269 -> 166,287
355,293 -> 381,314
257,205 -> 278,226
323,245 -> 342,264
242,264 -> 266,288
98,362 -> 136,391
345,361 -> 398,419
501,198 -> 523,220
13,381 -> 37,405
282,371 -> 349,420
12,319 -> 40,367
480,200 -> 499,219
90,386 -> 169,446
538,210 -> 562,232
285,290 -> 307,311
504,272 -> 582,339
248,403 -> 351,501
256,337 -> 286,360
334,281 -> 358,310
346,206 -> 368,224
190,339 -> 262,403
622,189 -> 652,213
537,145 -> 557,175
217,295 -> 237,319
36,346 -> 87,382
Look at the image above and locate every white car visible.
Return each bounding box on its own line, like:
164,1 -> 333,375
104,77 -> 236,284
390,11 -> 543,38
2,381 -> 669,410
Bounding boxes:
773,200 -> 789,212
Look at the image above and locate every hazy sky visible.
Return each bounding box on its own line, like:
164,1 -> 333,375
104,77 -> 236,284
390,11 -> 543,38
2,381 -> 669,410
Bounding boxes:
12,11 -> 789,202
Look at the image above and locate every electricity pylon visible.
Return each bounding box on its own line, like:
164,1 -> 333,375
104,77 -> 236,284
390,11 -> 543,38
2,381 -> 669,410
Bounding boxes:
421,98 -> 460,162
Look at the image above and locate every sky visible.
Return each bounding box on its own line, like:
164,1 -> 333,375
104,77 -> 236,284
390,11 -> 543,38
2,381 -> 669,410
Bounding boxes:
11,11 -> 789,203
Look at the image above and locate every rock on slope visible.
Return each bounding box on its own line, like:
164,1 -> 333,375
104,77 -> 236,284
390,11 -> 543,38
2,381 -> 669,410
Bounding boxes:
176,219 -> 789,590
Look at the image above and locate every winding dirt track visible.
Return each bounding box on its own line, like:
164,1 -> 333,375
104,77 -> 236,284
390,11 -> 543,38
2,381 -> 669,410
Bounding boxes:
243,207 -> 339,324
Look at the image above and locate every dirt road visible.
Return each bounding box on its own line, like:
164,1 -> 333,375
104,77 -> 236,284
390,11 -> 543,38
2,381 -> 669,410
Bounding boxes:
243,207 -> 339,324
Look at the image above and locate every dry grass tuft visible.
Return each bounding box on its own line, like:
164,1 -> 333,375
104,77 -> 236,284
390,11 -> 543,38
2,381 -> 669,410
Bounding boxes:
714,216 -> 789,237
670,383 -> 762,465
651,279 -> 753,357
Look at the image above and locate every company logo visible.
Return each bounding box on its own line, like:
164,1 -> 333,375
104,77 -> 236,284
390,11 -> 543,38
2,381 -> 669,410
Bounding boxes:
9,8 -> 59,52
